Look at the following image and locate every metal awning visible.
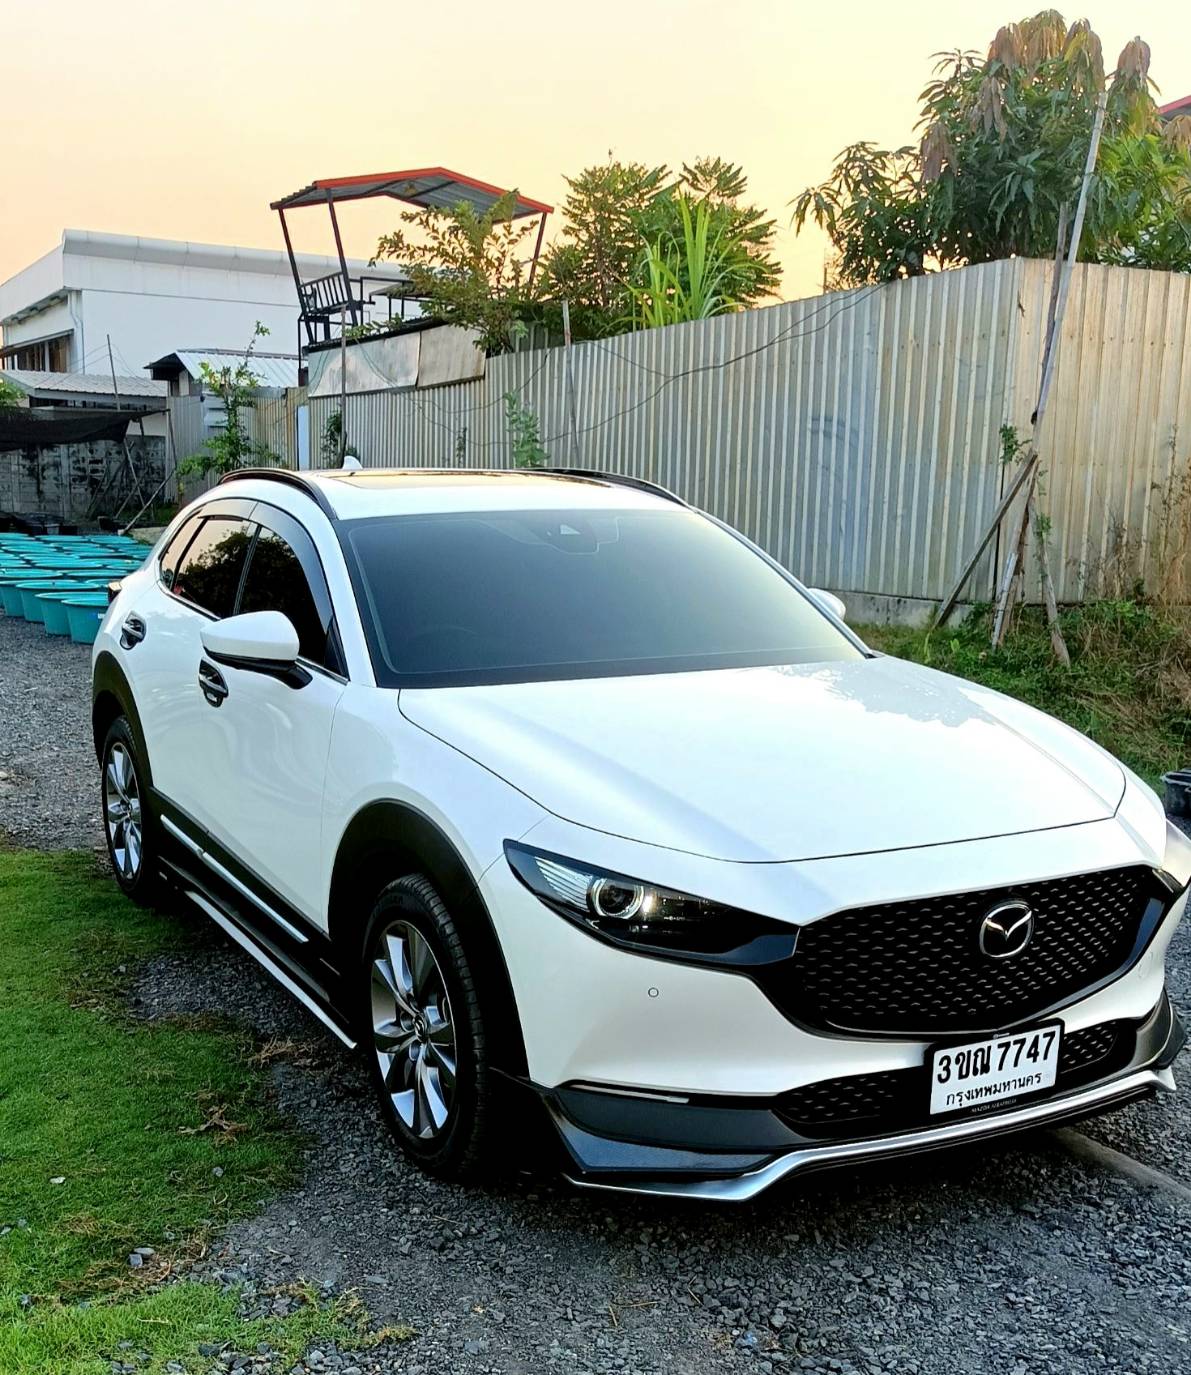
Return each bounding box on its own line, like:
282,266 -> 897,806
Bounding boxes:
270,165 -> 552,351
270,167 -> 552,217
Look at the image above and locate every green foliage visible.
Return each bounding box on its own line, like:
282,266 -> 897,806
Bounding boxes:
631,198 -> 738,326
178,324 -> 278,480
538,156 -> 780,337
374,157 -> 780,350
320,409 -> 343,466
373,192 -> 536,355
793,13 -> 1191,286
864,599 -> 1191,786
503,392 -> 548,467
0,377 -> 22,410
318,410 -> 359,467
535,160 -> 669,339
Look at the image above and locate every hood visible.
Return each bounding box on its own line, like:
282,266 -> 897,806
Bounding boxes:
398,656 -> 1125,863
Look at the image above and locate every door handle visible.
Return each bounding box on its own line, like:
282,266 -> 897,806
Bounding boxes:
198,659 -> 229,708
120,613 -> 146,649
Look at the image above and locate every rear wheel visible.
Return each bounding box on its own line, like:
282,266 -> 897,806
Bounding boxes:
362,874 -> 494,1180
101,717 -> 162,906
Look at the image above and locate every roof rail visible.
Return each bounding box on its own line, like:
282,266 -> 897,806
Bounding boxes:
217,468 -> 337,519
538,468 -> 687,507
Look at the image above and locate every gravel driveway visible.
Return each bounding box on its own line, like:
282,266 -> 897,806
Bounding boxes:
2,613 -> 1189,1375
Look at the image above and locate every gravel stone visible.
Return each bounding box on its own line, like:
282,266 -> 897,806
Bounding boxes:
0,614 -> 104,852
3,616 -> 1190,1373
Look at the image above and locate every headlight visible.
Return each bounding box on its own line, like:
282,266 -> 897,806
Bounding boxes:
504,841 -> 797,967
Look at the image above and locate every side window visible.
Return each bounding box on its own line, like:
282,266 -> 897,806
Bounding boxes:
171,517 -> 255,618
159,514 -> 203,590
239,521 -> 339,671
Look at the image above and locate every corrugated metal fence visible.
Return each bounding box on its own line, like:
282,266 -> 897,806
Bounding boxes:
256,258 -> 1191,607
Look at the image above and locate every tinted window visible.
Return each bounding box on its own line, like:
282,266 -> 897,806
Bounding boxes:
159,513 -> 203,589
345,507 -> 863,687
171,517 -> 254,617
239,525 -> 333,667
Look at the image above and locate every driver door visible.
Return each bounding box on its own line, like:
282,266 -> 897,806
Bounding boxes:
190,505 -> 346,928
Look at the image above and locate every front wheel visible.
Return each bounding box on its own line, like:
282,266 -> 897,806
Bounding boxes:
362,874 -> 495,1180
101,716 -> 162,906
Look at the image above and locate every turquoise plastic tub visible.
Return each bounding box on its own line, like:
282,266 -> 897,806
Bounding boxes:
16,579 -> 83,622
63,594 -> 109,644
0,584 -> 25,615
39,592 -> 79,636
0,571 -> 79,614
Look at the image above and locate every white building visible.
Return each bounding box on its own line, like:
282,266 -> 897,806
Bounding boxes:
0,229 -> 412,379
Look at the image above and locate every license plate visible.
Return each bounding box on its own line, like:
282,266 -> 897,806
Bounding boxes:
929,1024 -> 1061,1115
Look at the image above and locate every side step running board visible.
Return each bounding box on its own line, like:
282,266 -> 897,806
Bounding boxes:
186,890 -> 357,1049
158,856 -> 357,1050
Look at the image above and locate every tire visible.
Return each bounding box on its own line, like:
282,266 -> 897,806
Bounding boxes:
361,874 -> 494,1181
101,716 -> 163,907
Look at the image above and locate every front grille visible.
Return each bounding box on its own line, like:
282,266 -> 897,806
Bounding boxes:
789,866 -> 1158,1035
779,1019 -> 1134,1138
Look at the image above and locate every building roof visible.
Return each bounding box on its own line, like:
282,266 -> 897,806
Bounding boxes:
0,368 -> 166,405
0,230 -> 411,318
271,167 -> 551,217
145,348 -> 300,389
1159,95 -> 1191,119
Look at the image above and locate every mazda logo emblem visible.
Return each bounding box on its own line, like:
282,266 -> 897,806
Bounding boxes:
978,899 -> 1034,959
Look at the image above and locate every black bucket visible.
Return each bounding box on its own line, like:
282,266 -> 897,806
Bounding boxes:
1161,770 -> 1191,817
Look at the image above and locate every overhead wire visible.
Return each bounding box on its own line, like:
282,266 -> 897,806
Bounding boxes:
400,280 -> 887,453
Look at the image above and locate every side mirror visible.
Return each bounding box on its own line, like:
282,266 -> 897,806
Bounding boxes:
808,588 -> 847,622
200,611 -> 309,687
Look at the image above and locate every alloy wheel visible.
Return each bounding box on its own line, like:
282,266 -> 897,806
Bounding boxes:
370,920 -> 457,1139
104,742 -> 143,880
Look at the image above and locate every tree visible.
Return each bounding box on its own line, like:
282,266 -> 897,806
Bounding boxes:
179,323 -> 278,480
373,192 -> 537,354
375,157 -> 782,350
534,159 -> 670,338
538,157 -> 780,336
0,377 -> 21,410
793,12 -> 1191,286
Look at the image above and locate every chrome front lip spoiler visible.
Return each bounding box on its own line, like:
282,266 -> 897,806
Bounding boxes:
567,1066 -> 1176,1203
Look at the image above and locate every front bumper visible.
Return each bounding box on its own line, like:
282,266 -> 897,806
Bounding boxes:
542,993 -> 1185,1201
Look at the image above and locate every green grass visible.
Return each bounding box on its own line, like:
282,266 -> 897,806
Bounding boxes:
0,848 -> 392,1373
861,600 -> 1191,788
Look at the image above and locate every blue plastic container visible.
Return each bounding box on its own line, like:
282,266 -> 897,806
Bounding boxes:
39,593 -> 79,636
63,594 -> 110,644
16,579 -> 83,622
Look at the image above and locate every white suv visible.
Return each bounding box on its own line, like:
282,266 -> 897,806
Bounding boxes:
91,468 -> 1187,1200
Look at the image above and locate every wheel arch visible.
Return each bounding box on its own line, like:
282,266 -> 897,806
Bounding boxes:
328,800 -> 528,1077
92,651 -> 153,785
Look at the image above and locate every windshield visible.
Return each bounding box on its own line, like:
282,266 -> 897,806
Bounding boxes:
343,506 -> 864,687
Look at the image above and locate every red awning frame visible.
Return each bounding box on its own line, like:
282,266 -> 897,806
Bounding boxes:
270,166 -> 552,217
270,166 -> 552,351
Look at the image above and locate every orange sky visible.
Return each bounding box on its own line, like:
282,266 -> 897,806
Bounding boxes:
3,1 -> 1189,302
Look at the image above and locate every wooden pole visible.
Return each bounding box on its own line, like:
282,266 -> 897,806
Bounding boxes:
987,92 -> 1106,653
933,451 -> 1041,626
561,298 -> 580,464
938,95 -> 1106,636
991,212 -> 1069,649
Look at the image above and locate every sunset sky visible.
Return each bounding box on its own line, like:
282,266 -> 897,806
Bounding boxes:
4,1 -> 1190,303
